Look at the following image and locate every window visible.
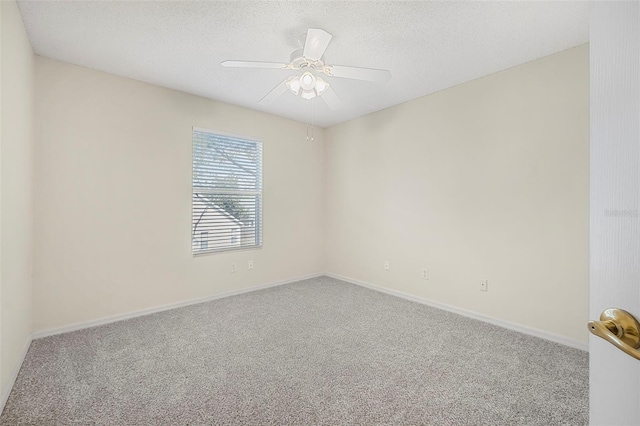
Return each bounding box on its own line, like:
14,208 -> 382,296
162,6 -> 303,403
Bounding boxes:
192,128 -> 262,254
200,231 -> 208,250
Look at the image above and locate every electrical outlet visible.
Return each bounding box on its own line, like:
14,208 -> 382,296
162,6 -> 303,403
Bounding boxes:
248,260 -> 253,270
384,261 -> 390,271
422,269 -> 429,280
480,279 -> 488,292
230,263 -> 237,273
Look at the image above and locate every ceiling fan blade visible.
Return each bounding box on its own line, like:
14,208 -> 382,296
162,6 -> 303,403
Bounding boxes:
327,65 -> 391,83
320,86 -> 343,110
221,60 -> 287,69
259,79 -> 289,105
303,28 -> 333,61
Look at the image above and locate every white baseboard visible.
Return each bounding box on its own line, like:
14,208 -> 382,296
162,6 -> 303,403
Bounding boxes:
32,273 -> 322,339
32,270 -> 588,350
1,336 -> 32,414
326,273 -> 588,352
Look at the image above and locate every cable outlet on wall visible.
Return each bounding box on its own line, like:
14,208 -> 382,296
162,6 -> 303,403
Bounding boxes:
422,269 -> 429,280
230,263 -> 237,273
480,279 -> 488,292
384,261 -> 390,271
248,260 -> 253,270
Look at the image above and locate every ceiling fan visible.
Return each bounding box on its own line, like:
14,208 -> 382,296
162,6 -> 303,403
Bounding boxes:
221,28 -> 391,110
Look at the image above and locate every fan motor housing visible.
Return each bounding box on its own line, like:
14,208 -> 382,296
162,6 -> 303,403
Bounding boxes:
290,49 -> 325,71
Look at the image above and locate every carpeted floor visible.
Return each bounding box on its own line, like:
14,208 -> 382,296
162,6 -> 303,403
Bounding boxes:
1,276 -> 588,425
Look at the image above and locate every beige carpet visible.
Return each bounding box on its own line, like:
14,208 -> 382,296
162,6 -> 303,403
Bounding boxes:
0,276 -> 588,425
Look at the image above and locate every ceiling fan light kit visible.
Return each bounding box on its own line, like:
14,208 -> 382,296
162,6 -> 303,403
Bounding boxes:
287,72 -> 329,100
221,28 -> 391,110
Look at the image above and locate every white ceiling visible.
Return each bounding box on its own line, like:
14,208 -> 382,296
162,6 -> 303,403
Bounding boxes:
17,1 -> 589,128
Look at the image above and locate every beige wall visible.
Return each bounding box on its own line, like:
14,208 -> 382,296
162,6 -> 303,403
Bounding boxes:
32,41 -> 588,345
0,0 -> 34,397
0,0 -> 3,396
324,45 -> 589,343
33,57 -> 325,333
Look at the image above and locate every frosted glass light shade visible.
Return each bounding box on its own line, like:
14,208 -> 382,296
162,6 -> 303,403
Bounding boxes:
300,71 -> 316,90
314,77 -> 329,95
300,89 -> 316,100
286,76 -> 301,95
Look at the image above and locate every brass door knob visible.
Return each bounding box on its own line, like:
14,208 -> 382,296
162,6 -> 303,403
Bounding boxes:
589,308 -> 640,360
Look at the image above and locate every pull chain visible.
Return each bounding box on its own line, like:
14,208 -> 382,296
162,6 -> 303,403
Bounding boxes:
307,101 -> 311,142
306,98 -> 315,142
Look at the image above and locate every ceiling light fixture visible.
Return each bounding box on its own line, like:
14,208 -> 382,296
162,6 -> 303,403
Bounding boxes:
286,71 -> 329,100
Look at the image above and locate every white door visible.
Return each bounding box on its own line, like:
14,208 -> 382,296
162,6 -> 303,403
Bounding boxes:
590,2 -> 640,425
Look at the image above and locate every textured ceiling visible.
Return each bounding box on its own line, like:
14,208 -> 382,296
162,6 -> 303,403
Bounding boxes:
17,1 -> 589,128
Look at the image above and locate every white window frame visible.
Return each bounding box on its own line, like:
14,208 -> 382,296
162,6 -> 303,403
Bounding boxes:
192,127 -> 263,255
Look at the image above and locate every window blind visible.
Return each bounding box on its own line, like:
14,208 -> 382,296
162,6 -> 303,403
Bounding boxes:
192,128 -> 262,254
